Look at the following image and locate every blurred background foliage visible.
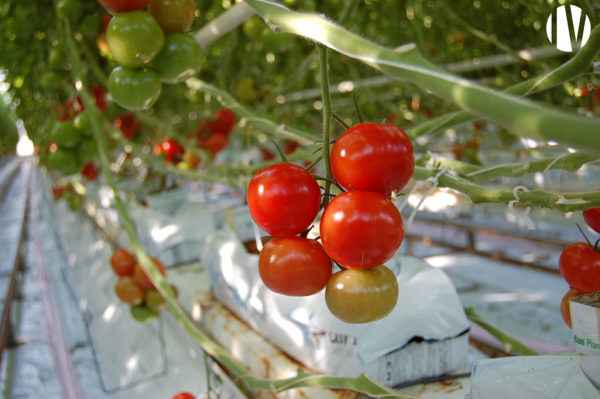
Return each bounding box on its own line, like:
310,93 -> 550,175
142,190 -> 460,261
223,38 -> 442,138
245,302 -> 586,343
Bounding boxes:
0,0 -> 598,164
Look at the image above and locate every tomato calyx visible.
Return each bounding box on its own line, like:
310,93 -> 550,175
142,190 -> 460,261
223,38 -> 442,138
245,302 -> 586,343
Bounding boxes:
576,223 -> 600,253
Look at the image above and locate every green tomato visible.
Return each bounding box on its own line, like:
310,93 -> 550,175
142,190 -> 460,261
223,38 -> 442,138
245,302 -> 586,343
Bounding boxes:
242,15 -> 265,39
78,139 -> 98,164
46,149 -> 80,175
78,14 -> 102,39
236,77 -> 258,103
50,120 -> 81,149
108,66 -> 162,111
130,305 -> 159,322
106,11 -> 165,68
148,0 -> 196,34
73,110 -> 92,134
65,191 -> 85,211
325,265 -> 399,324
150,33 -> 203,84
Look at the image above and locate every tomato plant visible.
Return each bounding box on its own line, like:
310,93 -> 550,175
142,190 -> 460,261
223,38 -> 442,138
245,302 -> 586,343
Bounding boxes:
258,237 -> 332,296
148,0 -> 196,34
330,123 -> 414,197
115,276 -> 145,305
151,33 -> 203,84
110,248 -> 137,276
320,191 -> 404,269
559,242 -> 600,293
98,0 -> 150,13
247,163 -> 321,237
560,288 -> 581,328
106,11 -> 164,68
134,257 -> 166,289
583,208 -> 600,234
108,66 -> 162,111
325,265 -> 399,324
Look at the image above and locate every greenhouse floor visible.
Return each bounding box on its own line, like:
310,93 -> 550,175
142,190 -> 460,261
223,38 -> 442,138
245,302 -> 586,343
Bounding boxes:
0,156 -> 587,398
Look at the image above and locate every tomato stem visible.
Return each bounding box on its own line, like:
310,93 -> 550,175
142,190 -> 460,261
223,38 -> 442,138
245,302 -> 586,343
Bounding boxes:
318,45 -> 334,209
304,155 -> 323,172
332,112 -> 350,130
353,92 -> 364,124
269,139 -> 288,163
576,223 -> 594,248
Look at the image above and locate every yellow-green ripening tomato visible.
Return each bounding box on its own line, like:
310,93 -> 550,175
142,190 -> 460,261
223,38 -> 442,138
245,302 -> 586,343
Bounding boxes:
106,11 -> 164,67
150,33 -> 203,84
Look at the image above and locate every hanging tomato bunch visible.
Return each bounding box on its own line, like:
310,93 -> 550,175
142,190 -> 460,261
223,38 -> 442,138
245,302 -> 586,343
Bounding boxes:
247,121 -> 415,324
110,248 -> 179,320
100,0 -> 202,111
558,209 -> 600,327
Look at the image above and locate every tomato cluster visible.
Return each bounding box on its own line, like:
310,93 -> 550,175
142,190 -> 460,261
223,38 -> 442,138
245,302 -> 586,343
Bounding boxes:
110,248 -> 178,319
99,0 -> 202,110
247,122 -> 414,323
195,108 -> 236,160
558,209 -> 600,327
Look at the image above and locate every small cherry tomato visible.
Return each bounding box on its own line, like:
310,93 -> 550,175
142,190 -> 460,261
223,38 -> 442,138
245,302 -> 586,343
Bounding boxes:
47,149 -> 80,175
106,11 -> 164,68
200,132 -> 228,159
172,392 -> 195,399
560,288 -> 581,328
331,123 -> 414,197
148,0 -> 195,34
114,112 -> 141,140
134,257 -> 166,289
98,0 -> 150,13
110,248 -> 136,276
259,237 -> 332,296
78,139 -> 98,164
583,207 -> 600,234
81,162 -> 99,181
108,66 -> 162,111
210,108 -> 236,135
151,33 -> 203,84
247,163 -> 321,237
320,191 -> 404,269
183,150 -> 201,169
559,242 -> 600,293
325,265 -> 399,323
154,138 -> 184,163
115,276 -> 145,305
50,120 -> 81,149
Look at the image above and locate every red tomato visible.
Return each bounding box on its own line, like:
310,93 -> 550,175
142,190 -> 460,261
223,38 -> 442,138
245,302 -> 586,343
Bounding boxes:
154,138 -> 184,163
583,207 -> 600,234
110,248 -> 136,277
114,112 -> 141,140
81,162 -> 99,181
247,163 -> 321,237
581,87 -> 590,97
261,148 -> 275,161
259,237 -> 332,296
172,393 -> 195,399
210,108 -> 236,135
560,288 -> 581,328
559,242 -> 600,293
200,132 -> 228,158
98,0 -> 150,13
115,276 -> 144,305
320,191 -> 404,269
134,257 -> 166,289
330,123 -> 414,197
284,140 -> 299,155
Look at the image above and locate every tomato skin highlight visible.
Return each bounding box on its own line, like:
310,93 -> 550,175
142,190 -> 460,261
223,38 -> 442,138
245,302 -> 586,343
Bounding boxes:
247,163 -> 321,238
259,237 -> 332,296
320,191 -> 404,269
325,265 -> 399,323
331,123 -> 414,197
559,242 -> 600,293
583,207 -> 600,234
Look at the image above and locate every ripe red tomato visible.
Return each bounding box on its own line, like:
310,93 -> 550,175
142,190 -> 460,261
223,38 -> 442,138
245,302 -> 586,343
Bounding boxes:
98,0 -> 150,13
148,0 -> 195,34
114,112 -> 141,140
172,392 -> 195,399
154,138 -> 184,163
583,207 -> 600,234
110,248 -> 136,277
210,108 -> 236,135
259,237 -> 332,296
325,264 -> 399,323
559,242 -> 600,293
247,163 -> 321,237
81,162 -> 99,181
560,288 -> 581,328
320,191 -> 404,269
134,257 -> 166,289
200,132 -> 228,159
115,276 -> 145,305
330,123 -> 414,197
